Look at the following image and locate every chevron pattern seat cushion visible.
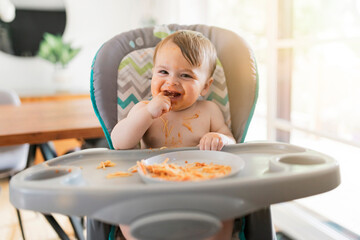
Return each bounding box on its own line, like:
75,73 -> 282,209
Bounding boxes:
117,48 -> 231,128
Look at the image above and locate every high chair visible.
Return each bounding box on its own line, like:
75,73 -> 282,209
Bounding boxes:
9,24 -> 340,240
89,24 -> 265,239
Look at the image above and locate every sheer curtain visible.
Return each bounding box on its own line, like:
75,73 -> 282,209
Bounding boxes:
172,0 -> 360,238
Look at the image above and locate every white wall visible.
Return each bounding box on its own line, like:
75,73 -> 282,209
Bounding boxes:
0,0 -> 202,96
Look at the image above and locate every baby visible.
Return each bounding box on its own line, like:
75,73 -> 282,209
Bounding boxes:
111,30 -> 236,239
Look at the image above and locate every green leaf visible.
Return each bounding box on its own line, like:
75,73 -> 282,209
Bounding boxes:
37,33 -> 81,67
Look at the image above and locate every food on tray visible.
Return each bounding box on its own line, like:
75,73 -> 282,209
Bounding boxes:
137,158 -> 232,181
106,171 -> 132,178
97,160 -> 116,169
128,164 -> 138,173
103,164 -> 138,178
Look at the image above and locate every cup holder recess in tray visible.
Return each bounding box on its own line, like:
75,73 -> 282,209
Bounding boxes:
130,211 -> 221,239
25,166 -> 81,182
278,155 -> 326,165
269,153 -> 327,173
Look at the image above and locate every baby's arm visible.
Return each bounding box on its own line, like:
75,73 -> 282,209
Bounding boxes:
199,101 -> 236,150
111,93 -> 171,149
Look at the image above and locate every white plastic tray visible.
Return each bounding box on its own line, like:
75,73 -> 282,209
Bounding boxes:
10,142 -> 340,239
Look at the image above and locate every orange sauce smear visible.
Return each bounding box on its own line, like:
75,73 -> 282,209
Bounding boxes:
182,122 -> 193,132
183,113 -> 199,120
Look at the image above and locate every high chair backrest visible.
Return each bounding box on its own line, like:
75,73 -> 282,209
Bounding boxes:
91,24 -> 258,149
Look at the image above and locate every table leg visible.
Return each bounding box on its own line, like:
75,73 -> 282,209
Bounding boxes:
69,216 -> 85,240
43,214 -> 70,240
39,142 -> 58,160
16,209 -> 26,240
26,145 -> 36,168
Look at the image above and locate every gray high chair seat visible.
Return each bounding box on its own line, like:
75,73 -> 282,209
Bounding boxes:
90,24 -> 273,239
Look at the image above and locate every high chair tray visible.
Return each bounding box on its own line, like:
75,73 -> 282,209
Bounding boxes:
10,142 -> 340,227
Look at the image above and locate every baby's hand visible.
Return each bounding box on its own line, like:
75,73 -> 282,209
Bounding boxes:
146,93 -> 171,118
199,132 -> 226,151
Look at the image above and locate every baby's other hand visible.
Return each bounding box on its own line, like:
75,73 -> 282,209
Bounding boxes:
147,93 -> 171,118
199,132 -> 226,151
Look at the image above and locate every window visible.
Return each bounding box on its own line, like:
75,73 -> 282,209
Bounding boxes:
161,0 -> 359,236
202,0 -> 360,237
204,0 -> 269,140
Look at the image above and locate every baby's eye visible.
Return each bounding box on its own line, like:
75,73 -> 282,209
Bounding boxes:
159,70 -> 168,75
181,74 -> 193,79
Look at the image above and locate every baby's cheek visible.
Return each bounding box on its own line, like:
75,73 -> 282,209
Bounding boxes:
151,90 -> 159,96
151,82 -> 160,95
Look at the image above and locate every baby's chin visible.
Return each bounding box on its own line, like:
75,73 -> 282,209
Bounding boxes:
169,102 -> 196,112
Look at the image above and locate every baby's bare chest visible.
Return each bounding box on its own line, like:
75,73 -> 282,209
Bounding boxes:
143,112 -> 211,148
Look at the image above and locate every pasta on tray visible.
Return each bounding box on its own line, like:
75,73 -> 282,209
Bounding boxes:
137,158 -> 232,182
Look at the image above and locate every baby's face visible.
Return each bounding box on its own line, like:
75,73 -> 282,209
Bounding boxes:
151,41 -> 212,111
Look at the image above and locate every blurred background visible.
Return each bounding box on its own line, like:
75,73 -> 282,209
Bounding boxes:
1,0 -> 360,239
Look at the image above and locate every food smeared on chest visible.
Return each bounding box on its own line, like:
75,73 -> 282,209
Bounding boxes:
158,111 -> 200,147
182,112 -> 200,133
160,116 -> 182,147
182,122 -> 193,132
183,113 -> 199,120
160,116 -> 173,138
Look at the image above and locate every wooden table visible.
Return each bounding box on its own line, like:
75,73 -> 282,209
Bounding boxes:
0,98 -> 104,147
0,98 -> 104,240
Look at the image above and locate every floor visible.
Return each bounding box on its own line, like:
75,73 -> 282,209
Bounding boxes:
0,139 -> 82,240
0,178 -> 77,240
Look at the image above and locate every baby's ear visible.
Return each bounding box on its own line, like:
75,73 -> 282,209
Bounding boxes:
200,77 -> 213,96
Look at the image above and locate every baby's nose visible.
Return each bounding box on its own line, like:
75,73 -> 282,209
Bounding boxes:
166,76 -> 179,86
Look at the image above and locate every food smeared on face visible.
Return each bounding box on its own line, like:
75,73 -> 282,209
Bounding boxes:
163,90 -> 182,99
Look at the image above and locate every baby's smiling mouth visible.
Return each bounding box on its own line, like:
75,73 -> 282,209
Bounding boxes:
163,90 -> 181,98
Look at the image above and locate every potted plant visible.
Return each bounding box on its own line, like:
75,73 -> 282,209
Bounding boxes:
38,32 -> 80,68
38,33 -> 81,91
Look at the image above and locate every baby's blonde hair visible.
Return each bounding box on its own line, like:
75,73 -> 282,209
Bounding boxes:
153,30 -> 217,78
